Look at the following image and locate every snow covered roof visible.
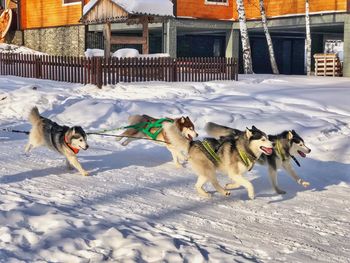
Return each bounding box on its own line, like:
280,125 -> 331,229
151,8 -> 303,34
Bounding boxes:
83,0 -> 174,17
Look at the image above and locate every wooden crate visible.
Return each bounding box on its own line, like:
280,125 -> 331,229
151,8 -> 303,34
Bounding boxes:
314,53 -> 342,77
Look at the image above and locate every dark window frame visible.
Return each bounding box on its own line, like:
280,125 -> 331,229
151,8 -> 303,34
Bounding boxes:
205,0 -> 229,6
63,0 -> 81,5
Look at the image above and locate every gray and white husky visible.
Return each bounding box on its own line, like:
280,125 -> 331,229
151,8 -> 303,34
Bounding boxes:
163,122 -> 273,199
25,107 -> 90,176
206,122 -> 311,194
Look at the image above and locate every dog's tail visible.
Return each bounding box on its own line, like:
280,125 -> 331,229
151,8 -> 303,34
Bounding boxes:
28,106 -> 41,125
163,122 -> 190,154
205,122 -> 236,139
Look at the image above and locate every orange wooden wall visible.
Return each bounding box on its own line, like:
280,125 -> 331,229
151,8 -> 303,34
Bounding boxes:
20,0 -> 347,29
20,0 -> 89,29
177,0 -> 347,20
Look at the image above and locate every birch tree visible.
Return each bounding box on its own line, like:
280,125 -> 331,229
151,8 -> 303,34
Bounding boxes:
259,0 -> 279,74
236,0 -> 253,74
305,0 -> 312,75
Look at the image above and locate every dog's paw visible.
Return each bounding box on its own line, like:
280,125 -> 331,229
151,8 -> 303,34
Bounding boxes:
248,192 -> 255,200
82,171 -> 89,176
301,181 -> 310,188
276,189 -> 286,195
174,162 -> 183,169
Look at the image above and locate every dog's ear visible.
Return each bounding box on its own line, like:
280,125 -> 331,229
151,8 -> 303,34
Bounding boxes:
65,128 -> 75,143
252,125 -> 257,131
180,117 -> 185,123
287,130 -> 293,140
245,128 -> 252,139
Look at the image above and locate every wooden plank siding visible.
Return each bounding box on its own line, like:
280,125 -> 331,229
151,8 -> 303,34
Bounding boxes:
19,0 -> 348,30
82,0 -> 128,23
20,0 -> 90,29
177,0 -> 348,21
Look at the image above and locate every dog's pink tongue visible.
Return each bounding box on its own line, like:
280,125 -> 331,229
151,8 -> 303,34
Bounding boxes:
298,151 -> 306,158
262,147 -> 273,155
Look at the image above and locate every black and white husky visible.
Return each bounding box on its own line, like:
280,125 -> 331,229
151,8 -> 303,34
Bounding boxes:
25,107 -> 90,176
163,122 -> 273,199
206,122 -> 311,194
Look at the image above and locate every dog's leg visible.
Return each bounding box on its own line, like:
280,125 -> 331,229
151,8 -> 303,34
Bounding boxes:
195,175 -> 211,198
228,171 -> 255,200
225,182 -> 241,190
167,146 -> 182,168
209,176 -> 230,197
66,155 -> 89,176
121,137 -> 139,146
118,129 -> 140,145
268,166 -> 286,194
66,158 -> 74,170
282,161 -> 310,188
24,143 -> 33,156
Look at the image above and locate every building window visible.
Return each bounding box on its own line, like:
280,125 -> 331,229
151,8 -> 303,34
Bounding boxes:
205,0 -> 228,5
63,0 -> 81,6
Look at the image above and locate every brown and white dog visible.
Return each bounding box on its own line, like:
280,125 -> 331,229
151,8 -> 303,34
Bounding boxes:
116,114 -> 198,167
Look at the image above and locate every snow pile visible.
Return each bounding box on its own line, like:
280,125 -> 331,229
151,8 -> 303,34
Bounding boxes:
112,48 -> 139,58
139,53 -> 170,58
86,48 -> 170,58
83,0 -> 173,16
0,75 -> 350,262
0,43 -> 46,55
84,48 -> 107,58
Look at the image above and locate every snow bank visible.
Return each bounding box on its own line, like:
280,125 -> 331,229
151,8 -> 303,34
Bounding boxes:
1,75 -> 350,262
87,48 -> 169,58
112,48 -> 139,58
0,43 -> 46,55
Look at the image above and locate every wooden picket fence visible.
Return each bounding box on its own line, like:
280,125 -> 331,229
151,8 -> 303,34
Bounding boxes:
0,53 -> 238,88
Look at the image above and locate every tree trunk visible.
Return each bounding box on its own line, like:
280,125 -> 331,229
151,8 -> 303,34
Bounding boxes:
259,0 -> 279,74
236,0 -> 253,74
305,0 -> 312,75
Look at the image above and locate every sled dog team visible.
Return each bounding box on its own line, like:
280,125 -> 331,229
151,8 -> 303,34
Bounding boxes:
26,106 -> 311,200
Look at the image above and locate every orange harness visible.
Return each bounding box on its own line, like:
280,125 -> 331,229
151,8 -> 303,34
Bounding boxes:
64,136 -> 80,154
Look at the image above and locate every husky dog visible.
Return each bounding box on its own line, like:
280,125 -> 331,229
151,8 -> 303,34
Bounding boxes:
206,122 -> 311,194
25,107 -> 90,176
163,123 -> 273,199
116,114 -> 198,167
260,130 -> 311,194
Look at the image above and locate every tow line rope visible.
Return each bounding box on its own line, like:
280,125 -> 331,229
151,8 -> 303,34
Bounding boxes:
1,128 -> 168,144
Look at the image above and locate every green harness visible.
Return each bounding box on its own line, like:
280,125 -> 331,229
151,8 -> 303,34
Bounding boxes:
275,140 -> 287,161
201,140 -> 221,165
237,148 -> 256,171
196,139 -> 255,171
124,118 -> 174,140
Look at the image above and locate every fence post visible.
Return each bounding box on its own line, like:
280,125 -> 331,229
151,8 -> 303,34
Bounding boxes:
172,58 -> 177,82
96,57 -> 103,89
35,56 -> 42,79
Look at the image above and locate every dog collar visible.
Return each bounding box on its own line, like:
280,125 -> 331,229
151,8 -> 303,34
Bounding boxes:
64,136 -> 80,154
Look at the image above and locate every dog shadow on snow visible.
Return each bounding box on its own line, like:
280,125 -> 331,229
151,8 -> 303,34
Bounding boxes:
249,157 -> 350,203
81,144 -> 172,174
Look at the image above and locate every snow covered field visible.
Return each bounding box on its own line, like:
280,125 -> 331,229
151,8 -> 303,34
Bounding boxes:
0,75 -> 349,262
